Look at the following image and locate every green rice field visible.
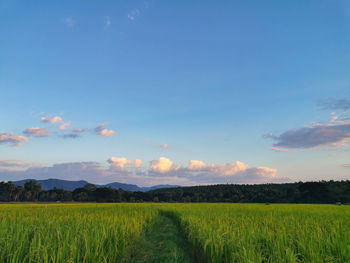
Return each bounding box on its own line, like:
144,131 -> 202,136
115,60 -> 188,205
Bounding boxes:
0,203 -> 349,263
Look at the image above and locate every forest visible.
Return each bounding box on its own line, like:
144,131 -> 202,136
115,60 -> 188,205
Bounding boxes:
0,180 -> 350,204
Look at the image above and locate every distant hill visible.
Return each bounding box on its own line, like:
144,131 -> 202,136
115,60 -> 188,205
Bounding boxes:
13,178 -> 178,192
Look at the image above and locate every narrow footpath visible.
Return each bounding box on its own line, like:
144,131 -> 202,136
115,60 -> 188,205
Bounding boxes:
128,214 -> 194,263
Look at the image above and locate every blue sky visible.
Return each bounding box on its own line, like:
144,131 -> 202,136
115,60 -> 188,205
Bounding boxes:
1,0 -> 350,186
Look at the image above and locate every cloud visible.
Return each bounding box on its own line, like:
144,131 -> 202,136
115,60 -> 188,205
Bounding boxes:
185,160 -> 248,176
0,160 -> 40,169
147,158 -> 285,184
0,158 -> 287,186
144,138 -> 174,149
188,160 -> 207,171
23,128 -> 50,137
146,158 -> 283,184
95,124 -> 116,137
205,161 -> 248,176
263,133 -> 274,138
41,116 -> 63,124
106,16 -> 111,26
0,162 -> 110,183
62,133 -> 79,139
107,157 -> 142,171
59,122 -> 70,131
72,128 -> 85,133
318,98 -> 350,111
128,9 -> 140,20
0,133 -> 29,147
63,17 -> 75,27
271,147 -> 289,152
267,123 -> 350,149
41,116 -> 69,131
150,157 -> 180,174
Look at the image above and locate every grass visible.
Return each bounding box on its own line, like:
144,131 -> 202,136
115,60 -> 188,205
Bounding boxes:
0,203 -> 349,263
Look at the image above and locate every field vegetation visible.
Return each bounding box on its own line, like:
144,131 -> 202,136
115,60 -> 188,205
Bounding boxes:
0,203 -> 349,263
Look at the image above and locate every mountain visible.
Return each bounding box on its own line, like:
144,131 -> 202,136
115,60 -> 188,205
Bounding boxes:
12,178 -> 179,192
141,184 -> 180,191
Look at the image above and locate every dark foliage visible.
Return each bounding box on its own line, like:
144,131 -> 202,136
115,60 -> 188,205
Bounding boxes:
1,180 -> 350,204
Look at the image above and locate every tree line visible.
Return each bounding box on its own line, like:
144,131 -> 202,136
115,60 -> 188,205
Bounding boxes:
1,180 -> 350,203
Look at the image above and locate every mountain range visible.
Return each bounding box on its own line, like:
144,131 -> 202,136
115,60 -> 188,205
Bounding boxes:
13,178 -> 179,192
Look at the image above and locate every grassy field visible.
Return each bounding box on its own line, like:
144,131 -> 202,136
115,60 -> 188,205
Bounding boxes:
0,203 -> 349,263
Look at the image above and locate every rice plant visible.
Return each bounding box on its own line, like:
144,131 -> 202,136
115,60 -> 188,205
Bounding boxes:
0,203 -> 158,263
161,204 -> 350,263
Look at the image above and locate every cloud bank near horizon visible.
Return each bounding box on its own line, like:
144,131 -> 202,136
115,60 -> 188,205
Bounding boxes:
0,157 -> 287,186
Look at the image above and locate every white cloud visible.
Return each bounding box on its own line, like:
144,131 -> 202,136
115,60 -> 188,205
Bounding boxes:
63,17 -> 75,27
148,158 -> 285,184
188,160 -> 207,171
95,124 -> 116,137
0,133 -> 29,147
0,157 -> 286,186
271,147 -> 289,152
150,157 -> 180,174
144,138 -> 174,149
263,133 -> 274,138
23,128 -> 50,137
106,16 -> 111,26
107,157 -> 142,170
207,161 -> 248,176
128,9 -> 140,20
41,116 -> 70,131
0,160 -> 40,169
41,116 -> 63,124
59,122 -> 70,131
186,160 -> 247,176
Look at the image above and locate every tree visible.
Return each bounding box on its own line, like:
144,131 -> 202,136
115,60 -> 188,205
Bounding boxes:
24,180 -> 42,201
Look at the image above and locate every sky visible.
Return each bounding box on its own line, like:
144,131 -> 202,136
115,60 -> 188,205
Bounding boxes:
0,0 -> 350,186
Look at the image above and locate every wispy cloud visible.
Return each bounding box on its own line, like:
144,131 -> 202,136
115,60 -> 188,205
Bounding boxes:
71,128 -> 85,133
105,16 -> 111,26
41,116 -> 63,124
0,160 -> 40,169
128,9 -> 140,20
23,128 -> 50,137
0,133 -> 29,147
62,133 -> 80,139
271,147 -> 289,152
145,138 -> 173,149
63,17 -> 75,27
318,98 -> 350,111
263,133 -> 274,138
94,124 -> 116,137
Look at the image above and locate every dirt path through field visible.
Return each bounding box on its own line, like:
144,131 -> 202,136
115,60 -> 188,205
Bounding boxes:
128,214 -> 194,263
